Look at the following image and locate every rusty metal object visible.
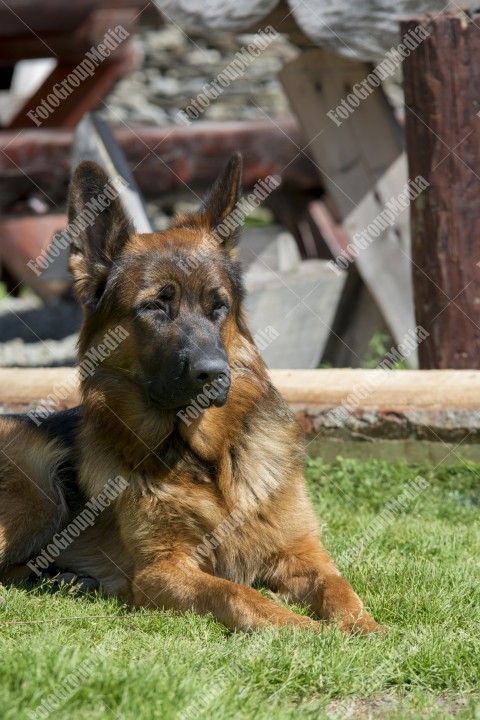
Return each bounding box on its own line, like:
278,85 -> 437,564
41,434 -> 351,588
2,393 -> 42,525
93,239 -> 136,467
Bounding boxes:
0,214 -> 69,300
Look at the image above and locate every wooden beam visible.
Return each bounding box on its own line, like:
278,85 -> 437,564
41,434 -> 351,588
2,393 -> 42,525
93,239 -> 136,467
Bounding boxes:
0,368 -> 80,407
0,121 -> 319,211
320,265 -> 388,368
273,369 -> 480,409
8,53 -> 134,129
1,368 -> 480,444
402,12 -> 480,369
3,6 -> 140,128
72,113 -> 153,233
0,2 -> 148,61
3,367 -> 478,408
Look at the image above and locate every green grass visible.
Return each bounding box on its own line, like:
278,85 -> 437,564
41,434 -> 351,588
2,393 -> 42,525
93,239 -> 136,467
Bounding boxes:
1,458 -> 479,719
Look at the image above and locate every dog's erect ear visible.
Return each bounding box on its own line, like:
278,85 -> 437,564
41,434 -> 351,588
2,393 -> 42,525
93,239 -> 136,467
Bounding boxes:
171,152 -> 242,250
68,161 -> 133,307
170,153 -> 243,248
198,152 -> 243,247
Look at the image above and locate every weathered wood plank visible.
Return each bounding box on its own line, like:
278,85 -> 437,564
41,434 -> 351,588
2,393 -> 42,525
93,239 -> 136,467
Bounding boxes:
0,0 -> 147,37
4,367 -> 479,408
402,12 -> 480,369
1,368 -> 480,445
280,48 -> 417,363
0,121 -> 318,211
72,113 -> 153,233
273,369 -> 480,409
8,52 -> 134,129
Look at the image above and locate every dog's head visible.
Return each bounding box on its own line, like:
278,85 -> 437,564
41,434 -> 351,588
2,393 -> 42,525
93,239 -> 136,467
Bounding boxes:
68,153 -> 249,411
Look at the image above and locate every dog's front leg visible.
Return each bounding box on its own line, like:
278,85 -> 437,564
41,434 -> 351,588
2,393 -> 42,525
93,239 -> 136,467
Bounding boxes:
132,555 -> 318,632
264,536 -> 384,634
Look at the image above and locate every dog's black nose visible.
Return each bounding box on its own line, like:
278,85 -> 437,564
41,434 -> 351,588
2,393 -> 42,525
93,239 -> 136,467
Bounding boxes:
190,358 -> 229,387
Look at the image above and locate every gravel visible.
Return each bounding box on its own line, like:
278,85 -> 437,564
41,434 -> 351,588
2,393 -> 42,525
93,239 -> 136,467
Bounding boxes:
100,23 -> 298,126
0,295 -> 81,367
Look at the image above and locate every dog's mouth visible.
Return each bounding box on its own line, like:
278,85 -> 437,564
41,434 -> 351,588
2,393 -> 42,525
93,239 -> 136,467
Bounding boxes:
147,374 -> 231,413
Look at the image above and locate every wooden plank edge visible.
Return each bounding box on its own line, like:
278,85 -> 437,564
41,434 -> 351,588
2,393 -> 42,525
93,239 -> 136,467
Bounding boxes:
0,368 -> 479,443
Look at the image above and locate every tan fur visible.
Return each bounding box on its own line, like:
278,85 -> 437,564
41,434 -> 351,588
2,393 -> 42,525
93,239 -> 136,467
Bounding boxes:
0,156 -> 383,634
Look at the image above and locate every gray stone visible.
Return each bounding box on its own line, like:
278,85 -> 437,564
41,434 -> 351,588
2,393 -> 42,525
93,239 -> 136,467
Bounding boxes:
100,21 -> 297,126
147,76 -> 181,97
243,230 -> 346,368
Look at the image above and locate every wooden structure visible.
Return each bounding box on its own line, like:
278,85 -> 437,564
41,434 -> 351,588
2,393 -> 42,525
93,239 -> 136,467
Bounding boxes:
155,0 -> 480,369
3,0 -> 480,371
280,49 -> 416,362
0,0 -> 147,296
402,12 -> 480,369
0,0 -> 146,129
0,120 -> 318,212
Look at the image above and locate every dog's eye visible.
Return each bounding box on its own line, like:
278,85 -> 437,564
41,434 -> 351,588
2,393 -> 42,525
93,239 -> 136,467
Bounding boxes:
141,299 -> 168,313
140,287 -> 174,313
159,285 -> 174,302
211,301 -> 229,320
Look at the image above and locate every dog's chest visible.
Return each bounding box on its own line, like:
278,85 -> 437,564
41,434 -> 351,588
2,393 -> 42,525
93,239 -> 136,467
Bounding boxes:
212,505 -> 283,584
190,473 -> 289,585
145,431 -> 301,584
151,464 -> 286,584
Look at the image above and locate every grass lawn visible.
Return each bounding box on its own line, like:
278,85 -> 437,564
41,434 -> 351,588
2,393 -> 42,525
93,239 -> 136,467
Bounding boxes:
1,458 -> 479,719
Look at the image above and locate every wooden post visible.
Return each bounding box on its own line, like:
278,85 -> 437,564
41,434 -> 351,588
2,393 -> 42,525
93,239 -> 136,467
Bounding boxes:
402,12 -> 480,368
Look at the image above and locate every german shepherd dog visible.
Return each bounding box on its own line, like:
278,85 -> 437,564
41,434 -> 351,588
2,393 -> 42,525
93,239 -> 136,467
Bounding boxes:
0,154 -> 382,634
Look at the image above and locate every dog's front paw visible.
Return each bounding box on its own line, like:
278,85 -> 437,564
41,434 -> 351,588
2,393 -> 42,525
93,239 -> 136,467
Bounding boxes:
338,611 -> 387,635
53,572 -> 100,593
